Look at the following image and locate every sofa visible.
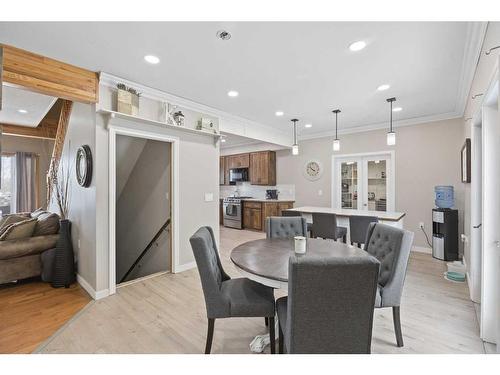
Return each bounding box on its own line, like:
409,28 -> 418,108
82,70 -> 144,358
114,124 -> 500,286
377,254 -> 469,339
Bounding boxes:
0,209 -> 60,284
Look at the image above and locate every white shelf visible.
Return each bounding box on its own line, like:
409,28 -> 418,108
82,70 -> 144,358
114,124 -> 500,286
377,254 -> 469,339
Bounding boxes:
97,109 -> 221,138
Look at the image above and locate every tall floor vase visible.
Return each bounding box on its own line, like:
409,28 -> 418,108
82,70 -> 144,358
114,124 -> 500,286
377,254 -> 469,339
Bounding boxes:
52,219 -> 76,288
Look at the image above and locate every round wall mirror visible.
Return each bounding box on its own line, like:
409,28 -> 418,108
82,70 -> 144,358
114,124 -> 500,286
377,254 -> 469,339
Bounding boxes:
75,145 -> 93,187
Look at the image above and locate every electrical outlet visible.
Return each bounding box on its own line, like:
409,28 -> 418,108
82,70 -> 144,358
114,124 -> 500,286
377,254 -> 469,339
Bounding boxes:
419,222 -> 425,229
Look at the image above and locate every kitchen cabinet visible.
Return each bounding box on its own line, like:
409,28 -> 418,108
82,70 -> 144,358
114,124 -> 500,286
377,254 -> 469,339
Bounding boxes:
219,157 -> 225,185
227,153 -> 250,169
250,151 -> 276,186
219,199 -> 224,225
242,200 -> 294,231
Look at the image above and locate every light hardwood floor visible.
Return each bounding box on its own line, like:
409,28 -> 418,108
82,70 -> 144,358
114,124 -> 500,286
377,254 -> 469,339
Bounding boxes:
36,226 -> 485,354
0,281 -> 91,353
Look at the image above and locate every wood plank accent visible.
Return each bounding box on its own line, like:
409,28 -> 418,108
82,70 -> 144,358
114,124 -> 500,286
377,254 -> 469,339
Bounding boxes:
1,119 -> 58,139
0,281 -> 90,353
0,44 -> 99,104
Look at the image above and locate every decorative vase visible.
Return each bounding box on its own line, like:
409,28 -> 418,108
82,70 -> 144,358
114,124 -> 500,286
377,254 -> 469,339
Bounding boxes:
51,219 -> 75,288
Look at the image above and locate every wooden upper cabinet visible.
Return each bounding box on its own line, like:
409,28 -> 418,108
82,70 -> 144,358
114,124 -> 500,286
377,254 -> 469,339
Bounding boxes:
227,153 -> 249,169
250,151 -> 276,186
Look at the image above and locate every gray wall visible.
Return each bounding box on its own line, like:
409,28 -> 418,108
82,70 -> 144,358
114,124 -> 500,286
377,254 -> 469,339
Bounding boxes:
276,117 -> 465,248
116,136 -> 171,282
2,134 -> 54,208
50,102 -> 97,289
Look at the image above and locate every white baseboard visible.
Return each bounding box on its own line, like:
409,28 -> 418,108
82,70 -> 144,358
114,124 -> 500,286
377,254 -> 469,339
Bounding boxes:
77,274 -> 109,300
412,246 -> 432,254
174,261 -> 196,273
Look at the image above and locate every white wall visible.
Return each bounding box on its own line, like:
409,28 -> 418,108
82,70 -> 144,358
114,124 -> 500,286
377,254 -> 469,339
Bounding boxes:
276,118 -> 465,249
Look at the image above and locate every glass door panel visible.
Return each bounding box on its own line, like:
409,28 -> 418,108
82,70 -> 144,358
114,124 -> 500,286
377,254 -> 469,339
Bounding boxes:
341,161 -> 358,209
366,159 -> 387,212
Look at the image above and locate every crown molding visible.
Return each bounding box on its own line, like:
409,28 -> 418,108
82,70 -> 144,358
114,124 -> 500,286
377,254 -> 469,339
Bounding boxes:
99,72 -> 291,146
298,110 -> 462,141
454,22 -> 488,117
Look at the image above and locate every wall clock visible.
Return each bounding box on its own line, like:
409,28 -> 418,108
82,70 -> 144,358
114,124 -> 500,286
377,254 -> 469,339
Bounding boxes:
76,145 -> 93,187
304,160 -> 323,181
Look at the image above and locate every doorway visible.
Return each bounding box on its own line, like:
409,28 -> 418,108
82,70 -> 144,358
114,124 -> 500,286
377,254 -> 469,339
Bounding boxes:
332,151 -> 395,212
108,125 -> 179,295
115,135 -> 171,286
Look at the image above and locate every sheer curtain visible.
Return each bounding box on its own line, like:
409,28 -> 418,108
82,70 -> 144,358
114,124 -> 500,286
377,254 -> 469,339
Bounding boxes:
14,152 -> 38,213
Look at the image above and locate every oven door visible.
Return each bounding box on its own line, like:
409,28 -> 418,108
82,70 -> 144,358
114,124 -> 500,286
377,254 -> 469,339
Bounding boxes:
223,202 -> 242,228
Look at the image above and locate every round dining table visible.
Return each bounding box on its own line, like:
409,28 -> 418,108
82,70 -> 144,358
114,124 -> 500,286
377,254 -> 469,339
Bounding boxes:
230,237 -> 372,290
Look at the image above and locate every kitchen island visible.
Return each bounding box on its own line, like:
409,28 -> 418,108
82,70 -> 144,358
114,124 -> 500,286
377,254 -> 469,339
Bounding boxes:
287,206 -> 405,228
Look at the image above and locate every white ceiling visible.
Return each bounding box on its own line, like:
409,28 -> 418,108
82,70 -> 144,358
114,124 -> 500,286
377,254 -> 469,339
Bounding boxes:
220,132 -> 263,149
0,85 -> 57,127
0,22 -> 483,137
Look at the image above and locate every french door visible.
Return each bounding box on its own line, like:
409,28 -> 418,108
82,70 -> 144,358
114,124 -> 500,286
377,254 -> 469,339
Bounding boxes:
332,152 -> 395,212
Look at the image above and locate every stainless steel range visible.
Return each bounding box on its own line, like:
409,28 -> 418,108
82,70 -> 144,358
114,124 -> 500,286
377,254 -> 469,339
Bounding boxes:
223,196 -> 253,229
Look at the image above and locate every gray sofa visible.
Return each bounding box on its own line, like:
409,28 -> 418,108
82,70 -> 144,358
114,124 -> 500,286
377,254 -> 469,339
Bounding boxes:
0,210 -> 60,284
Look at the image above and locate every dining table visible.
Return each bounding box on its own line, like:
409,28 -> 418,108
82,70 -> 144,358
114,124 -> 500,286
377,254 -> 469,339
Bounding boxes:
230,237 -> 375,352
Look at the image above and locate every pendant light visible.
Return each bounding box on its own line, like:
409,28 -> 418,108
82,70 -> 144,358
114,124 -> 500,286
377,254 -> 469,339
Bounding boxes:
291,119 -> 299,155
332,109 -> 341,151
386,97 -> 396,146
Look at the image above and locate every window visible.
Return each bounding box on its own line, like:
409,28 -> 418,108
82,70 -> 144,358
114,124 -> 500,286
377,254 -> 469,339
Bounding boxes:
0,154 -> 15,215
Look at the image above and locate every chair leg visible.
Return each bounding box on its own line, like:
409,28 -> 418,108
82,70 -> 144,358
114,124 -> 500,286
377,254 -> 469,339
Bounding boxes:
268,316 -> 276,354
392,306 -> 404,347
265,317 -> 269,326
278,323 -> 284,354
342,234 -> 347,243
205,318 -> 215,354
357,242 -> 361,248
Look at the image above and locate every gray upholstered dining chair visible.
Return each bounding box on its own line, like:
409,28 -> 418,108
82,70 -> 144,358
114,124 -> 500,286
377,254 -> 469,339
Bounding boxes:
276,255 -> 380,353
311,212 -> 347,243
281,210 -> 313,236
364,222 -> 414,347
190,226 -> 276,354
349,215 -> 379,247
266,217 -> 307,239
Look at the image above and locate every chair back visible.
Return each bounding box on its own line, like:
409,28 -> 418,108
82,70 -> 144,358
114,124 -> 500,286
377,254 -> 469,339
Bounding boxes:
311,212 -> 338,240
266,217 -> 307,239
282,210 -> 301,217
364,223 -> 414,307
190,226 -> 230,317
285,255 -> 380,353
349,215 -> 379,246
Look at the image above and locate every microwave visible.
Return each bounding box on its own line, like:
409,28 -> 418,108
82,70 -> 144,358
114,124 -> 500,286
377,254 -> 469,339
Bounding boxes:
229,168 -> 249,184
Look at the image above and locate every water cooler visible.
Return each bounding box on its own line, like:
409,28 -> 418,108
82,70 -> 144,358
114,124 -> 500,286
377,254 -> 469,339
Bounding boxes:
432,208 -> 459,261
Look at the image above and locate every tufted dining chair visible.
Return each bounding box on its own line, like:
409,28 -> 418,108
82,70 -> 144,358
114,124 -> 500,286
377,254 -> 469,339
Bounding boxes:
190,226 -> 276,353
311,212 -> 347,243
349,215 -> 379,247
364,223 -> 414,347
266,217 -> 308,239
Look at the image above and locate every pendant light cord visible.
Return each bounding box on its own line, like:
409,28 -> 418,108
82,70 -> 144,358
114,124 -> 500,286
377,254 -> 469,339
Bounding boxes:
390,100 -> 393,133
335,111 -> 338,139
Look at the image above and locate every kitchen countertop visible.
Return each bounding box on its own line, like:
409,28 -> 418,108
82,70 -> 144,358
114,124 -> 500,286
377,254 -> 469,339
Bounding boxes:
241,198 -> 295,203
288,206 -> 405,222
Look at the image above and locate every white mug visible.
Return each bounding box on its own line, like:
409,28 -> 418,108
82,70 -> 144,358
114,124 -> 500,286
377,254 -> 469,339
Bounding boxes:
294,236 -> 307,254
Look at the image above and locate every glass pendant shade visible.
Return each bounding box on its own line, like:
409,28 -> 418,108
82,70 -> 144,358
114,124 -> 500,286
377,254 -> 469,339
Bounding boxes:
292,144 -> 299,155
387,131 -> 396,146
333,138 -> 340,151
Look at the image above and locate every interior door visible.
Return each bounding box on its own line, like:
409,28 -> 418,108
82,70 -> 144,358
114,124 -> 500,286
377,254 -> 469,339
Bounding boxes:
362,155 -> 390,212
338,159 -> 361,209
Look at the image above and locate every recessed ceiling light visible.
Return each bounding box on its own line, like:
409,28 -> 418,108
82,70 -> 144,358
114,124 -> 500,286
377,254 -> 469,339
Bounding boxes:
305,123 -> 312,128
18,109 -> 28,114
349,40 -> 367,52
377,84 -> 390,91
144,55 -> 160,64
392,107 -> 402,112
275,111 -> 284,117
227,90 -> 239,97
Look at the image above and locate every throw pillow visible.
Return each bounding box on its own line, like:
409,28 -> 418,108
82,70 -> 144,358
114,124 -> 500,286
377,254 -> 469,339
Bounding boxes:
33,212 -> 60,236
31,208 -> 47,218
0,214 -> 31,233
0,218 -> 38,241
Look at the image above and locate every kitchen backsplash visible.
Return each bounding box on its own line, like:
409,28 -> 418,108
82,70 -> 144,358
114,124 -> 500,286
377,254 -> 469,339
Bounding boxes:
220,183 -> 295,200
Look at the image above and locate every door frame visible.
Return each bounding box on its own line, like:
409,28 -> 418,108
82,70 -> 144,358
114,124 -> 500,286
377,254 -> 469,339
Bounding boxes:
331,151 -> 395,211
108,124 -> 180,296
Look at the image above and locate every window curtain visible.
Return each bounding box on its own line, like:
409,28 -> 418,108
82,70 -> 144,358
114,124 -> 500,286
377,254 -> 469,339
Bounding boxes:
15,152 -> 37,213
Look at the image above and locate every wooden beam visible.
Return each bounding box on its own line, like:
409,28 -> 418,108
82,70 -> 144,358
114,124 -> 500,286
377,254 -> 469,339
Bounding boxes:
1,120 -> 57,139
0,44 -> 98,104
